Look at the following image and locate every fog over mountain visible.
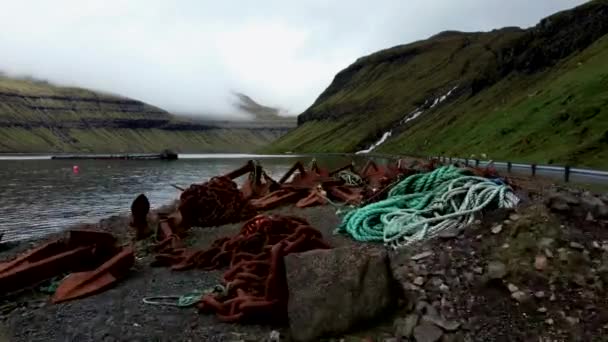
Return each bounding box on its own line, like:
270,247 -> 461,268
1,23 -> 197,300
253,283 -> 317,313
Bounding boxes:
0,0 -> 585,117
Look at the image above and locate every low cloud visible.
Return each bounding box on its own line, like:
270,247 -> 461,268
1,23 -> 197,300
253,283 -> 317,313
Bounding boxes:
0,0 -> 585,117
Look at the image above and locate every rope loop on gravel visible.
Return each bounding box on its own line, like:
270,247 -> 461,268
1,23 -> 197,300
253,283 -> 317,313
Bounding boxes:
337,166 -> 519,248
142,285 -> 229,308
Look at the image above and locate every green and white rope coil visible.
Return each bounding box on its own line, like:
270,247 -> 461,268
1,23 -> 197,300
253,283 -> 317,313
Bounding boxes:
336,166 -> 519,249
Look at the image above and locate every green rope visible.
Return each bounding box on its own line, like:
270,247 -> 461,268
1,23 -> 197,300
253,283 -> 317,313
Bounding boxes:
142,285 -> 229,308
39,275 -> 69,294
336,166 -> 519,248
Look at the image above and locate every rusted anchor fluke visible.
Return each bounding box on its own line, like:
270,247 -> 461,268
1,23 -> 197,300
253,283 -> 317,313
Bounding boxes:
130,194 -> 151,240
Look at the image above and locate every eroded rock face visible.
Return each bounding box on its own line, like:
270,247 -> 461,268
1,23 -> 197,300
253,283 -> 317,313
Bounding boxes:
285,246 -> 397,342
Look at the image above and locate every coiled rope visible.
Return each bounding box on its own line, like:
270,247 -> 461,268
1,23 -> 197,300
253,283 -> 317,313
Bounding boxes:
336,166 -> 519,249
337,170 -> 364,186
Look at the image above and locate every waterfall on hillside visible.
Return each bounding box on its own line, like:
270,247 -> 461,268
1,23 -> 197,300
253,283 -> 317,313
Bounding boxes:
356,85 -> 458,154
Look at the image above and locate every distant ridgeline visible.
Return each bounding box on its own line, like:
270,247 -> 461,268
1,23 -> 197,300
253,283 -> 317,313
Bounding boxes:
0,76 -> 294,153
267,0 -> 608,169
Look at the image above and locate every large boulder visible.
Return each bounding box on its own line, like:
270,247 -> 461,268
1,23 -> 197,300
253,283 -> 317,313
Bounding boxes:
285,246 -> 397,342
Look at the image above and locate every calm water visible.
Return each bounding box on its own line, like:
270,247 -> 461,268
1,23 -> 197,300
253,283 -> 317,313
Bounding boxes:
0,154 -> 364,242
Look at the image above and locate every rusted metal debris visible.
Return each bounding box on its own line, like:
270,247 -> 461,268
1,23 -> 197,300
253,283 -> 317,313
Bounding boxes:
157,158 -> 422,240
0,230 -> 124,295
130,194 -> 151,240
52,246 -> 134,303
154,214 -> 331,323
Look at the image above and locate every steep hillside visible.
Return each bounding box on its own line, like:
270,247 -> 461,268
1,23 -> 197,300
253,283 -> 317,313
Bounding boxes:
267,0 -> 608,169
0,76 -> 288,153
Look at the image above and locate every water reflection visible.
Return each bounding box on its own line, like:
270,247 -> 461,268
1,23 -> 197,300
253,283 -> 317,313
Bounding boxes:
0,155 -> 373,242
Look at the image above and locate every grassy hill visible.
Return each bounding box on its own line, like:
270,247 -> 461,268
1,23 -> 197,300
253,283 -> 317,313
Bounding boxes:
0,76 -> 288,153
266,0 -> 608,169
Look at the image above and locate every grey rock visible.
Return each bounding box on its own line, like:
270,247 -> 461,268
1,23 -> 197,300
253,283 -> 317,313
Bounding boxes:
394,314 -> 419,338
546,192 -> 579,212
565,316 -> 580,325
431,277 -> 444,287
439,229 -> 460,239
412,251 -> 434,261
509,213 -> 521,221
414,276 -> 426,286
473,267 -> 483,275
511,291 -> 531,303
490,225 -> 503,234
414,323 -> 443,342
570,242 -> 585,250
487,261 -> 507,280
538,237 -> 555,249
535,291 -> 546,298
507,283 -> 519,293
422,315 -> 461,332
416,301 -> 439,317
285,246 -> 396,342
581,195 -> 608,219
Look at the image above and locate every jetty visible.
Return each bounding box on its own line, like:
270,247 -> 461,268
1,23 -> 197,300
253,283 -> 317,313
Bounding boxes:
51,150 -> 178,160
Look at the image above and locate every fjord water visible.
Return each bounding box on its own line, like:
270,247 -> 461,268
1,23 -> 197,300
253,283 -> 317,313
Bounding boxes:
0,154 -> 358,243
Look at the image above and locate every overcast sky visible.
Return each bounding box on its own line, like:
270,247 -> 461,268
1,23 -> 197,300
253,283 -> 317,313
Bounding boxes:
0,0 -> 586,118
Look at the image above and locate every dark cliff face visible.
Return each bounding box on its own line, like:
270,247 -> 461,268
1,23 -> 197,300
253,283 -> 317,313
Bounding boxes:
298,0 -> 608,125
0,91 -> 169,129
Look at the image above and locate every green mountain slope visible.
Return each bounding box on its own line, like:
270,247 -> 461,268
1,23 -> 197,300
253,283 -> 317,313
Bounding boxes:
0,76 -> 288,153
266,0 -> 608,169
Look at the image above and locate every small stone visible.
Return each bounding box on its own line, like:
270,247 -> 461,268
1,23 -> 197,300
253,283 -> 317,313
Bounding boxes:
439,229 -> 459,239
464,272 -> 474,283
586,212 -> 595,221
539,237 -> 555,248
393,314 -> 419,338
558,248 -> 569,262
473,267 -> 483,275
538,307 -> 547,313
509,213 -> 521,221
439,284 -> 450,293
474,220 -> 482,225
507,284 -> 519,293
413,323 -> 444,342
545,318 -> 554,325
491,225 -> 503,234
535,255 -> 548,271
475,234 -> 483,240
416,301 -> 439,317
535,291 -> 546,299
414,276 -> 426,286
502,243 -> 510,249
565,316 -> 580,325
431,277 -> 444,287
412,251 -> 434,261
550,294 -> 556,301
269,330 -> 280,342
511,291 -> 530,303
570,242 -> 585,250
592,241 -> 601,249
544,249 -> 554,258
487,261 -> 507,279
422,314 -> 461,332
573,274 -> 586,287
503,219 -> 512,225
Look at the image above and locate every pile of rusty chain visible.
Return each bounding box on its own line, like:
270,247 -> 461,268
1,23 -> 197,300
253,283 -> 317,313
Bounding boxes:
178,176 -> 255,228
166,215 -> 331,323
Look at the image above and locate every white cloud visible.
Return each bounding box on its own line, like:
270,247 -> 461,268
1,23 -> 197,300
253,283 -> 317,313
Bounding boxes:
0,0 -> 586,117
